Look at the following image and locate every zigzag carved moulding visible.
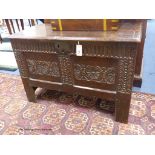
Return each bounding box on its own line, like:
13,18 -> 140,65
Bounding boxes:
11,40 -> 136,59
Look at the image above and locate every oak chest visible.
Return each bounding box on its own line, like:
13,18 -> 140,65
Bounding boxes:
10,22 -> 142,123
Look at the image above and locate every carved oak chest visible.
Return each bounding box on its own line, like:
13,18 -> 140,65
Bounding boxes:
10,22 -> 142,123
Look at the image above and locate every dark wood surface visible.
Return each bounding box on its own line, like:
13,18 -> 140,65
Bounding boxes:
5,19 -> 12,34
4,19 -> 37,35
5,19 -> 24,34
134,20 -> 147,87
9,22 -> 142,42
44,19 -> 120,31
10,22 -> 142,123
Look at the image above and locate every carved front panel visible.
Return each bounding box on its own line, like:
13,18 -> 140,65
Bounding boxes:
71,56 -> 118,91
74,64 -> 115,84
23,52 -> 61,83
27,59 -> 60,77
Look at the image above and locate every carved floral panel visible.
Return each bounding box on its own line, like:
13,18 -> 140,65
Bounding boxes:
27,59 -> 60,77
74,64 -> 116,84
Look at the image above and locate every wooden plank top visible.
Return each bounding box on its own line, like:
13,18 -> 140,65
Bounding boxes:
9,22 -> 142,42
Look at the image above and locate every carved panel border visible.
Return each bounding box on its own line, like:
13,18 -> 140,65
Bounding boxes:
13,51 -> 28,77
58,56 -> 73,85
117,58 -> 135,94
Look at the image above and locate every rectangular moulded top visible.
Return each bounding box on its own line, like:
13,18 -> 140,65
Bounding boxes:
9,22 -> 142,43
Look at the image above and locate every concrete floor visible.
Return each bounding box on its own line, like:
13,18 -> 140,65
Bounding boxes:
133,20 -> 155,94
0,52 -> 17,68
0,20 -> 155,94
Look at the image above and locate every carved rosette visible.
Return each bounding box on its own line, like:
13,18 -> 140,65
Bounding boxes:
74,64 -> 116,84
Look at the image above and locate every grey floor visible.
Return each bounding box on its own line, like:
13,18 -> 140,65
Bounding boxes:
133,20 -> 155,94
0,20 -> 155,94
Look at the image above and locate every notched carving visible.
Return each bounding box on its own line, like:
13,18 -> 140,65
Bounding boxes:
117,58 -> 135,94
82,43 -> 136,58
59,56 -> 73,84
12,40 -> 56,53
13,51 -> 27,77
